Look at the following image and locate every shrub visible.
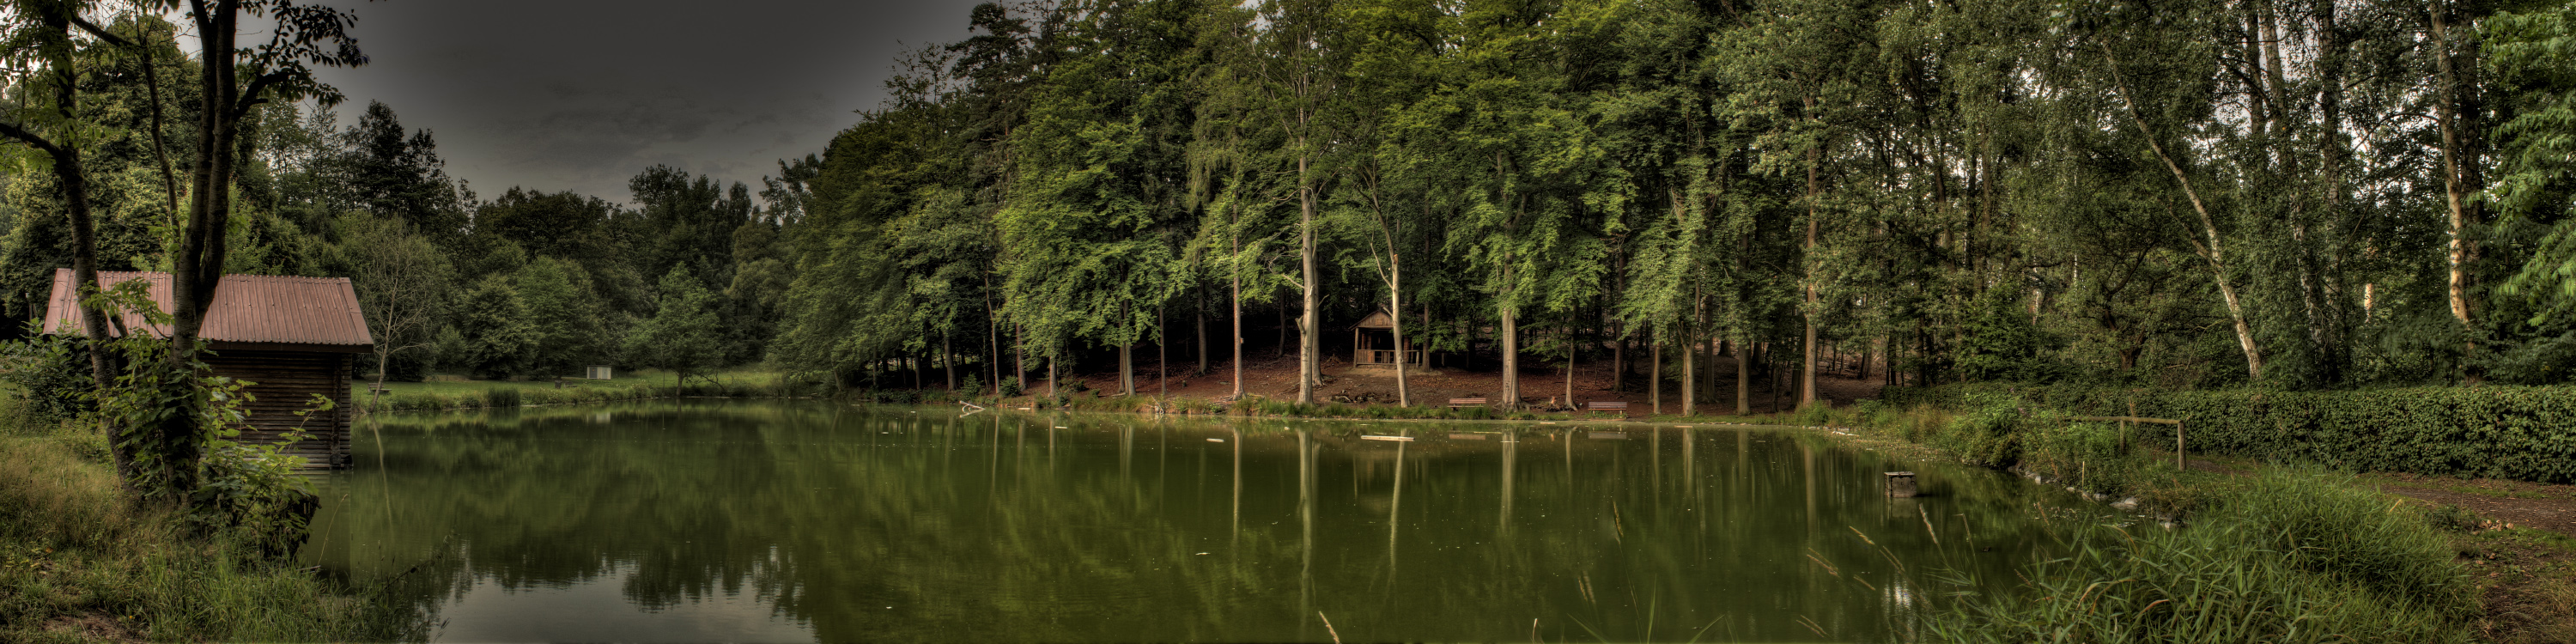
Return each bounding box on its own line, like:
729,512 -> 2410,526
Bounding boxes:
0,326 -> 91,422
1887,382 -> 2576,483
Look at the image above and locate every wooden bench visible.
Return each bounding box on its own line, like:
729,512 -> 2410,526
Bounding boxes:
1448,398 -> 1488,408
1584,401 -> 1630,416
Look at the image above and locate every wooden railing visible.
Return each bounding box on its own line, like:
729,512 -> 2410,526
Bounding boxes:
1354,349 -> 1422,365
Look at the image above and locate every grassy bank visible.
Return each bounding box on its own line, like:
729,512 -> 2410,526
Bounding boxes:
0,410 -> 421,641
355,369 -> 819,413
1921,467 -> 2478,642
1843,393 -> 2506,641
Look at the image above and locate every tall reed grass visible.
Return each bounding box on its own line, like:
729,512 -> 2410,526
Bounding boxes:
1852,392 -> 2481,641
1919,469 -> 2477,642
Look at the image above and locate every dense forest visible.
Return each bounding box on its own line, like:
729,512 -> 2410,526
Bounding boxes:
0,14 -> 799,387
6,0 -> 2574,412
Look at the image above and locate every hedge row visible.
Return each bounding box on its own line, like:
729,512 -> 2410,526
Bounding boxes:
1883,383 -> 2576,482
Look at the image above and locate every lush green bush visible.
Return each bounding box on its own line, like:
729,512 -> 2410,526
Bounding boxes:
0,327 -> 90,422
1889,382 -> 2576,482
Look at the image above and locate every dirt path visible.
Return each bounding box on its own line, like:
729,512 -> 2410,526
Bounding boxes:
2364,474 -> 2576,535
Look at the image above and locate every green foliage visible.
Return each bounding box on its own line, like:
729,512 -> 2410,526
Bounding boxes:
1892,381 -> 2576,483
0,321 -> 91,422
455,274 -> 535,379
327,212 -> 453,382
515,256 -> 605,376
2495,1 -> 2576,324
1955,288 -> 2051,381
626,267 -> 726,385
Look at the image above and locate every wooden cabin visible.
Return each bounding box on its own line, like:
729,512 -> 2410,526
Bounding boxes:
1351,309 -> 1424,368
42,269 -> 371,470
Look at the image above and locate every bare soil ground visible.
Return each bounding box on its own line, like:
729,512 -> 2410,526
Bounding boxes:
1034,347 -> 1886,415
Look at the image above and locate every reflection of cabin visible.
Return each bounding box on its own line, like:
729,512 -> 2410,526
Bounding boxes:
42,269 -> 371,470
1351,309 -> 1423,367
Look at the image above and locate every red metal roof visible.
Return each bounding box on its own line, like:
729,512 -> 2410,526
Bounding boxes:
42,269 -> 374,349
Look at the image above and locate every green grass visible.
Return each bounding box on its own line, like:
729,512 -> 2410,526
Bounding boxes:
0,399 -> 422,641
1920,471 -> 2479,643
354,368 -> 814,412
1856,392 -> 2486,641
353,368 -> 780,398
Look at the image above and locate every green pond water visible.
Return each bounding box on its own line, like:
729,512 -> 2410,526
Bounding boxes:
308,400 -> 2099,642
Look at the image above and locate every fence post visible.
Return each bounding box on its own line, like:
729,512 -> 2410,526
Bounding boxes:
2125,399 -> 2137,453
2176,420 -> 2186,472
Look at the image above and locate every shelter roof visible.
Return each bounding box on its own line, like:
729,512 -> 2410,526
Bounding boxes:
1353,309 -> 1396,330
42,269 -> 374,351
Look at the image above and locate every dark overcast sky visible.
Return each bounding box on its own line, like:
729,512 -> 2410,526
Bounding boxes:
301,0 -> 990,204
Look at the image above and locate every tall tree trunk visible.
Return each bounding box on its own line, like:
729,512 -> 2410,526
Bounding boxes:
2315,0 -> 2352,381
1233,252 -> 1245,400
1650,339 -> 1663,415
1736,330 -> 1752,416
1121,315 -> 1134,398
1681,333 -> 1695,416
985,275 -> 1002,396
1563,335 -> 1575,409
1613,329 -> 1625,394
1389,253 -> 1409,407
1158,307 -> 1168,398
1298,156 -> 1321,404
0,27 -> 125,483
159,2 -> 249,497
1500,307 -> 1520,410
2105,45 -> 2266,380
1801,120 -> 1821,410
2430,0 -> 2482,382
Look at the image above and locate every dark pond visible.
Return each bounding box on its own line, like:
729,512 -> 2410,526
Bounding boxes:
307,400 -> 2095,642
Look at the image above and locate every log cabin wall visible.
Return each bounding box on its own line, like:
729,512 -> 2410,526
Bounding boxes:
204,349 -> 353,469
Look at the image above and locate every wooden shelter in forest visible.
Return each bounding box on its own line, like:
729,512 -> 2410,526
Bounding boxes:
42,269 -> 371,470
1351,309 -> 1422,368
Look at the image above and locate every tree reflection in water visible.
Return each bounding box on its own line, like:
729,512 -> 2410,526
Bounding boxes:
307,401 -> 2094,642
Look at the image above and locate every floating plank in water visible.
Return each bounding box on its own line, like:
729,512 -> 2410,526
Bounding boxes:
1206,438 -> 1225,442
1449,434 -> 1486,440
1589,431 -> 1628,440
1360,434 -> 1415,442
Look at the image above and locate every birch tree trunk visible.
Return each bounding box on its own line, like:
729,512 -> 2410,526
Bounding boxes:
2105,45 -> 2266,380
1298,156 -> 1321,404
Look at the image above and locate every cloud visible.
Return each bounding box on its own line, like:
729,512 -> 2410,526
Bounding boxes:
303,0 -> 989,202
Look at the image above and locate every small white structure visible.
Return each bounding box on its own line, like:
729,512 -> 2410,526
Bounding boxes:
586,365 -> 614,380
